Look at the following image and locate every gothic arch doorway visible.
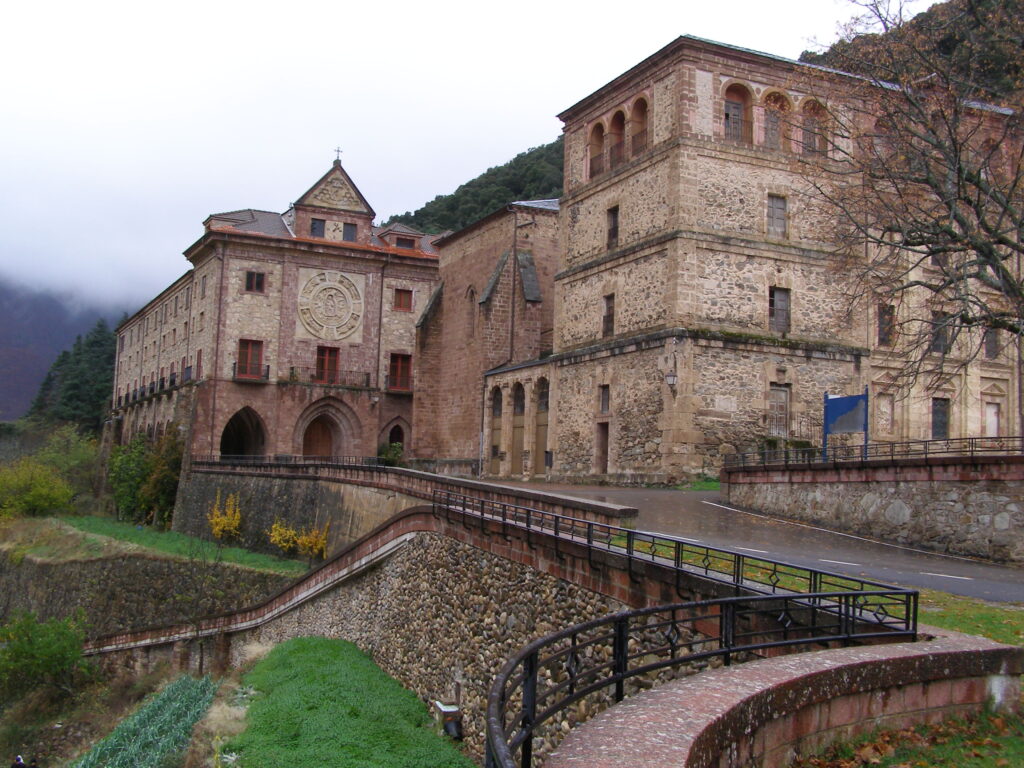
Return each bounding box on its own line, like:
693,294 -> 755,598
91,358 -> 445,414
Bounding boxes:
302,415 -> 337,457
388,424 -> 405,447
220,407 -> 266,457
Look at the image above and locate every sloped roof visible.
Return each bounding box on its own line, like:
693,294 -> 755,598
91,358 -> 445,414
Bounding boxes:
512,199 -> 560,211
205,209 -> 292,238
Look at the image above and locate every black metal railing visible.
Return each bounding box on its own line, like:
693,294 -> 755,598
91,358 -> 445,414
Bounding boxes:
233,362 -> 270,381
485,592 -> 917,768
193,454 -> 384,468
631,128 -> 648,156
609,140 -> 625,169
725,435 -> 1024,470
431,490 -> 914,610
289,366 -> 371,388
385,374 -> 413,392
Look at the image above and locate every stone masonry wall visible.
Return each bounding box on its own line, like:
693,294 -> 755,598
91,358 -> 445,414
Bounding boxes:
0,551 -> 288,638
727,464 -> 1024,563
236,532 -> 627,758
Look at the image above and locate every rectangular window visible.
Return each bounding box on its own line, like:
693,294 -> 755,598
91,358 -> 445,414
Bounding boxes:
343,222 -> 357,242
983,327 -> 999,359
315,346 -> 340,384
931,252 -> 949,268
388,353 -> 412,391
606,206 -> 619,250
877,303 -> 895,346
119,335 -> 125,352
599,384 -> 610,414
245,271 -> 265,293
769,287 -> 790,333
985,401 -> 1001,437
396,236 -> 416,249
196,348 -> 203,379
200,275 -> 207,299
185,286 -> 191,309
602,293 -> 615,338
199,311 -> 205,331
310,218 -> 326,237
724,99 -> 746,142
767,194 -> 787,237
930,313 -> 950,355
237,339 -> 264,379
393,288 -> 413,311
931,397 -> 950,439
174,295 -> 179,315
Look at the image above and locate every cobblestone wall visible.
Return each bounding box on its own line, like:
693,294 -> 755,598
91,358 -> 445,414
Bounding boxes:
236,532 -> 627,757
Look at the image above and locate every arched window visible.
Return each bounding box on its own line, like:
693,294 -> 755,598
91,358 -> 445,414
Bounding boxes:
802,101 -> 828,155
589,123 -> 606,177
763,92 -> 791,151
388,424 -> 405,447
724,84 -> 753,144
609,111 -> 626,169
491,387 -> 503,418
489,387 -> 503,475
533,378 -> 549,477
630,98 -> 649,156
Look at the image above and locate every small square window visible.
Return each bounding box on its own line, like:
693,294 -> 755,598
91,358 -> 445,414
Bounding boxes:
310,218 -> 326,237
393,288 -> 413,311
245,271 -> 265,293
343,222 -> 357,242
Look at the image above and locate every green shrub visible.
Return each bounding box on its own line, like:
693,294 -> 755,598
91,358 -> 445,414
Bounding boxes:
33,424 -> 100,498
108,435 -> 152,522
0,612 -> 91,701
0,459 -> 74,518
139,429 -> 184,527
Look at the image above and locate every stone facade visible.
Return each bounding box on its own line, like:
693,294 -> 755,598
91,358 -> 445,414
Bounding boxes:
470,36 -> 1019,482
111,162 -> 439,460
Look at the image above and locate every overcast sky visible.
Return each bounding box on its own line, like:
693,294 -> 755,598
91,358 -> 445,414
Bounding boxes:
0,0 -> 930,309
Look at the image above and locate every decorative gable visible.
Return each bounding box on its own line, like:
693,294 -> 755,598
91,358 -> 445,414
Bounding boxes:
295,160 -> 375,217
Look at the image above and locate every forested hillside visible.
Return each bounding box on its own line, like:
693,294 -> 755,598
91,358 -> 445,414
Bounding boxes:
385,137 -> 563,233
799,0 -> 1022,102
0,278 -> 125,422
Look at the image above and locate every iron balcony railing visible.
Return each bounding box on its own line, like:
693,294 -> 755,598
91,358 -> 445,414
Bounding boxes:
724,115 -> 754,144
589,153 -> 605,178
631,128 -> 648,156
609,140 -> 625,169
485,592 -> 917,768
724,434 -> 1024,470
431,490 -> 916,616
233,361 -> 270,381
385,374 -> 413,392
290,366 -> 371,388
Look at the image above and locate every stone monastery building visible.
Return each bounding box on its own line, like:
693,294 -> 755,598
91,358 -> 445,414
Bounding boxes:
111,35 -> 1019,482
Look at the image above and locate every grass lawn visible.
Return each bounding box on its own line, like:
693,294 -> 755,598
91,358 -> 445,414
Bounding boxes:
224,637 -> 474,768
916,587 -> 1024,647
56,516 -> 306,577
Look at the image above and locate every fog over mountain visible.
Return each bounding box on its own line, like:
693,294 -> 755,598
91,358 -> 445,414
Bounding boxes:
0,276 -> 131,421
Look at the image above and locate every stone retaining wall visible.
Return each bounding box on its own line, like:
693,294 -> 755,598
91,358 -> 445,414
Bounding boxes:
724,457 -> 1024,563
0,551 -> 289,638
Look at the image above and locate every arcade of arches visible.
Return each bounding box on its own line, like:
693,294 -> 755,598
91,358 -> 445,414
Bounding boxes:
487,376 -> 550,478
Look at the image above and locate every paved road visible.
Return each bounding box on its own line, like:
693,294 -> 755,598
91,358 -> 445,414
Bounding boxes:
502,483 -> 1024,603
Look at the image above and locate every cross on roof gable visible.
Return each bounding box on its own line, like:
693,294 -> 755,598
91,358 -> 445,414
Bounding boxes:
294,160 -> 376,217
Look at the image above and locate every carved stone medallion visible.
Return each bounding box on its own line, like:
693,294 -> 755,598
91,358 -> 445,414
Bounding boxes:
297,271 -> 364,340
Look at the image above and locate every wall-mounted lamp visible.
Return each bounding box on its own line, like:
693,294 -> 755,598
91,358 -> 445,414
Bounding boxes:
370,394 -> 380,405
665,371 -> 678,390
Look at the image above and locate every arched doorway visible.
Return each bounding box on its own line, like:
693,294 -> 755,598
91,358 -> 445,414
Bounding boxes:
511,383 -> 525,475
302,415 -> 335,457
388,424 -> 405,447
220,407 -> 266,457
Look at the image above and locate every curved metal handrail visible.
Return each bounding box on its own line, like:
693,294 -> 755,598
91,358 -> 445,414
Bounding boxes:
485,592 -> 918,768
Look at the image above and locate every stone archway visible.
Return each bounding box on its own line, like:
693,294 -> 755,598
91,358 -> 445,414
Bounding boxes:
220,407 -> 267,457
293,398 -> 361,458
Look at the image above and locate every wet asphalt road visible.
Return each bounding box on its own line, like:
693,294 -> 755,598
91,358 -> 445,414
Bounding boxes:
501,483 -> 1024,603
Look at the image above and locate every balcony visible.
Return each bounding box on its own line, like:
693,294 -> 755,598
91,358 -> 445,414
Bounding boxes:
233,361 -> 270,381
148,381 -> 156,395
158,376 -> 166,391
589,153 -> 605,178
609,140 -> 625,169
291,366 -> 372,388
723,116 -> 753,145
182,366 -> 193,383
631,128 -> 648,156
385,374 -> 413,393
169,372 -> 177,387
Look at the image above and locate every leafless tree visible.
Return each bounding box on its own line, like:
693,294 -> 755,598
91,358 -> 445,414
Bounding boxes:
799,0 -> 1023,392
